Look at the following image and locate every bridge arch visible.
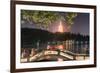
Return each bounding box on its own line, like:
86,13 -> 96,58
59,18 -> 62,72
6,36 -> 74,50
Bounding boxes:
29,50 -> 74,62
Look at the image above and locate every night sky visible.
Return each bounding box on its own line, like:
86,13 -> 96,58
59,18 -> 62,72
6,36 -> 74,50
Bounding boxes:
21,12 -> 89,36
71,13 -> 89,36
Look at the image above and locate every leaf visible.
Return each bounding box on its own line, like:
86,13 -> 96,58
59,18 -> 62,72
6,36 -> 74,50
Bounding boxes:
21,10 -> 77,29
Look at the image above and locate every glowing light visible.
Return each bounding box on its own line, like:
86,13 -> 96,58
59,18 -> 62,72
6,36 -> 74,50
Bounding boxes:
58,21 -> 64,32
57,58 -> 63,61
58,45 -> 64,50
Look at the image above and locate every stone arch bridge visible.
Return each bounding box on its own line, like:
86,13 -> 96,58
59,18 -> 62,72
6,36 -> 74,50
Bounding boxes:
21,50 -> 88,62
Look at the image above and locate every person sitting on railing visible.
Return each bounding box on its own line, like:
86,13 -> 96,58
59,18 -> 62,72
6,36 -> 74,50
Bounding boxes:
21,49 -> 29,58
30,48 -> 36,57
47,45 -> 51,50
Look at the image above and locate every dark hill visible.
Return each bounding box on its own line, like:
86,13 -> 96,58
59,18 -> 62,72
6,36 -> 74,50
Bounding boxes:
21,28 -> 54,42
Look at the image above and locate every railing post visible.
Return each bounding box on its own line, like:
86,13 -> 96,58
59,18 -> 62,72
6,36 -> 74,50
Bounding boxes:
72,40 -> 74,52
81,41 -> 83,54
73,55 -> 76,60
76,41 -> 79,53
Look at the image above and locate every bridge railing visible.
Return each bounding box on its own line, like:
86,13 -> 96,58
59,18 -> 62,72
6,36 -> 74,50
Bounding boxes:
56,40 -> 89,55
